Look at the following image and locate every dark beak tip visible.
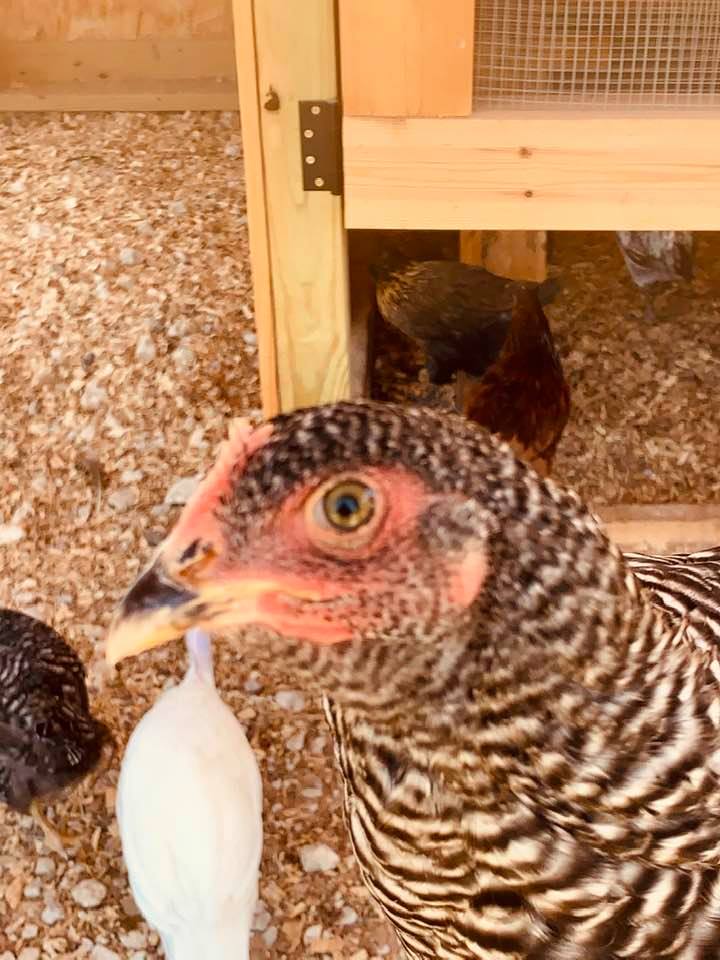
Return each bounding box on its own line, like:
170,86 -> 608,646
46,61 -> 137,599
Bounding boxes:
120,564 -> 198,620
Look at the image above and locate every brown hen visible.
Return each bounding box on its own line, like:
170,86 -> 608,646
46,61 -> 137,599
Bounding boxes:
371,253 -> 561,385
455,287 -> 570,476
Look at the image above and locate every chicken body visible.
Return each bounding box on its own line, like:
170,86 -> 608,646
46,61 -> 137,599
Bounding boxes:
0,609 -> 109,846
372,256 -> 561,384
616,231 -> 694,289
109,404 -> 720,960
456,288 -> 570,475
616,231 -> 694,321
117,628 -> 262,960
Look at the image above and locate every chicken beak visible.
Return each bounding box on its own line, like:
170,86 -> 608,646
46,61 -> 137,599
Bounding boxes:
105,559 -> 282,667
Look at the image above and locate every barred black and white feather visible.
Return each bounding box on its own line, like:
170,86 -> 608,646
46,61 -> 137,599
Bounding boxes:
0,609 -> 109,812
627,548 -> 720,647
321,541 -> 720,960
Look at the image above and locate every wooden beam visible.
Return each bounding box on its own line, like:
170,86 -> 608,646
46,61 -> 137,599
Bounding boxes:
460,230 -> 547,282
0,0 -> 237,111
338,0 -> 475,117
2,0 -> 231,41
233,0 -> 351,414
598,504 -> 720,556
347,232 -> 377,400
343,110 -> 720,230
232,0 -> 279,416
0,37 -> 237,111
0,89 -> 237,111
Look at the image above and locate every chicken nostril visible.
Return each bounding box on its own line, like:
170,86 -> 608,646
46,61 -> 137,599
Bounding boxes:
178,538 -> 202,564
175,541 -> 218,580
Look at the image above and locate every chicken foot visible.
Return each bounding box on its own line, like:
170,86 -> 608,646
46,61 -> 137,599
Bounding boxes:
30,799 -> 80,856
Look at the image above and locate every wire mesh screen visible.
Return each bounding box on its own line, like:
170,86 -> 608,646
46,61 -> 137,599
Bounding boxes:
473,1 -> 720,109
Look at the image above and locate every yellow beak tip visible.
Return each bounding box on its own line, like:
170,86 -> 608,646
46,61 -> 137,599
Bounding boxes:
104,613 -> 183,667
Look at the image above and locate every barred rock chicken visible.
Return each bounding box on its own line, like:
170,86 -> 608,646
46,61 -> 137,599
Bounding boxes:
0,609 -> 110,853
616,231 -> 694,321
107,404 -> 720,960
371,253 -> 562,384
117,627 -> 262,960
456,288 -> 570,476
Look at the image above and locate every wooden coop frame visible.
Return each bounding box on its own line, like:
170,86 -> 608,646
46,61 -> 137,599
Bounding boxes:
233,0 -> 720,418
3,0 -> 720,551
0,1 -> 238,111
5,1 -> 720,415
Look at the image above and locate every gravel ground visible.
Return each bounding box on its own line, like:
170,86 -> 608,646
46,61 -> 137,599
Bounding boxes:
1,111 -> 719,960
0,112 -> 394,960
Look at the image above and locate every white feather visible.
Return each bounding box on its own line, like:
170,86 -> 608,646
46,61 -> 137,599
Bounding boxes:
117,629 -> 263,959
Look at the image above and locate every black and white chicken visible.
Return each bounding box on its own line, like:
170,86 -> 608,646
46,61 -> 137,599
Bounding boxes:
0,609 -> 110,853
616,230 -> 694,321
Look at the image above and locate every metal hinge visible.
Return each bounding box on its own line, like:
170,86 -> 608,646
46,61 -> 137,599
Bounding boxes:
298,100 -> 342,196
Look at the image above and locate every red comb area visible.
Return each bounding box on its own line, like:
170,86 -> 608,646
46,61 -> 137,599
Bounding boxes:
163,420 -> 274,558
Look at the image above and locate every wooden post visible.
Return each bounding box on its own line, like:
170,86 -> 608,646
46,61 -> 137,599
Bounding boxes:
460,230 -> 547,282
232,0 -> 279,415
232,0 -> 352,415
347,235 -> 376,401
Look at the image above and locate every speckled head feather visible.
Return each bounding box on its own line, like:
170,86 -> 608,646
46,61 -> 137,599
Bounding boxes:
141,400 -> 649,715
223,399 -> 558,520
112,400 -> 646,697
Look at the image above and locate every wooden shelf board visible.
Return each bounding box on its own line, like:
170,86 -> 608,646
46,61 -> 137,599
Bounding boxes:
344,110 -> 720,230
0,36 -> 237,111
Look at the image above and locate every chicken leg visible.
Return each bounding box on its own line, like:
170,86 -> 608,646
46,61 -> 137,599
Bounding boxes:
29,740 -> 116,856
65,737 -> 117,826
30,799 -> 79,856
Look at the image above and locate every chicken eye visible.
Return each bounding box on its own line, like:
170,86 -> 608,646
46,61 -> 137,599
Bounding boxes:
322,481 -> 375,532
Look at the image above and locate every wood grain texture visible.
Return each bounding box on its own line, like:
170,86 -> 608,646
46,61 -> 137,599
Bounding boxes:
347,236 -> 376,400
1,0 -> 235,109
344,110 -> 720,230
0,89 -> 237,110
339,0 -> 474,117
2,0 -> 231,41
460,230 -> 547,282
232,0 -> 279,416
0,38 -> 236,109
237,0 -> 352,413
